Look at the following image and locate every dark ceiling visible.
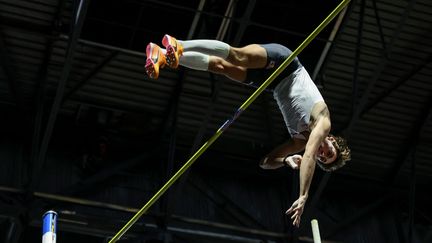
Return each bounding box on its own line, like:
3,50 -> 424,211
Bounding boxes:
0,0 -> 431,242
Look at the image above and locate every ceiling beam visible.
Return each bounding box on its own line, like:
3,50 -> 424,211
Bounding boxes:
216,0 -> 236,41
126,0 -> 328,43
350,0 -> 365,117
360,55 -> 432,117
388,95 -> 432,184
0,24 -> 21,108
322,193 -> 393,239
232,0 -> 255,46
58,152 -> 153,197
371,0 -> 387,57
187,0 -> 206,39
341,0 -> 417,137
62,51 -> 119,103
188,173 -> 267,230
312,4 -> 348,83
29,0 -> 91,191
29,0 -> 71,191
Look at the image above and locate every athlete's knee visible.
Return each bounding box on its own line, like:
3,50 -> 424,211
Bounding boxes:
208,58 -> 226,74
227,47 -> 247,65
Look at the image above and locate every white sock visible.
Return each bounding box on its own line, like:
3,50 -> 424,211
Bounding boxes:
178,39 -> 230,59
179,52 -> 209,71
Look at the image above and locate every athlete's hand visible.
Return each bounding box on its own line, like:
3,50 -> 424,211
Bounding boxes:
285,154 -> 302,169
286,194 -> 307,227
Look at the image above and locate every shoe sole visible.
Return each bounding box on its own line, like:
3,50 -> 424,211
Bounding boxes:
165,45 -> 179,69
145,59 -> 157,79
145,43 -> 165,79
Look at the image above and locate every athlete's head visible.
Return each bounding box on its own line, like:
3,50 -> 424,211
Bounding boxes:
316,135 -> 351,172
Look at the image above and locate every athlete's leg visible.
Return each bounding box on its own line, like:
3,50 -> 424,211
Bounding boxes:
178,39 -> 268,69
208,56 -> 247,82
163,34 -> 230,68
179,39 -> 230,59
228,44 -> 268,69
178,51 -> 247,82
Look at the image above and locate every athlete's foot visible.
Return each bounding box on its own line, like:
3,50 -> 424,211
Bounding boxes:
162,34 -> 183,69
145,42 -> 166,79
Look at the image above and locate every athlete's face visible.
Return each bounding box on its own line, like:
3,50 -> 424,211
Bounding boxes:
316,136 -> 337,164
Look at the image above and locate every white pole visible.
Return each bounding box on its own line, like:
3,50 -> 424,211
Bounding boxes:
311,219 -> 322,243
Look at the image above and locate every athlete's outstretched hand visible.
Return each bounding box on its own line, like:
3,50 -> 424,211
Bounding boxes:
286,194 -> 308,227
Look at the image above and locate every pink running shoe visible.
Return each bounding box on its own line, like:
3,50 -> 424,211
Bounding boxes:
145,42 -> 166,79
162,34 -> 183,69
